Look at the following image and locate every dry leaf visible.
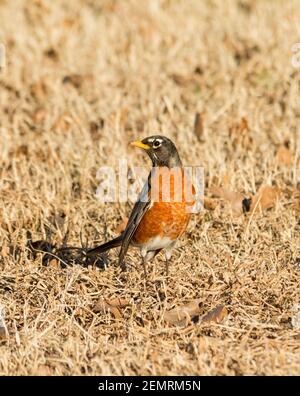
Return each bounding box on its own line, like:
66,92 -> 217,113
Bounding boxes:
95,303 -> 121,319
48,258 -> 60,269
210,185 -> 281,215
89,119 -> 104,141
204,197 -> 218,211
105,298 -> 130,308
250,185 -> 281,213
228,117 -> 252,148
201,305 -> 228,324
276,143 -> 293,167
14,144 -> 29,157
171,73 -> 191,85
210,186 -> 248,215
194,112 -> 205,141
62,74 -> 94,96
93,297 -> 131,319
62,74 -> 83,89
115,217 -> 128,234
164,301 -> 228,327
73,307 -> 84,317
0,327 -> 8,340
163,299 -> 202,326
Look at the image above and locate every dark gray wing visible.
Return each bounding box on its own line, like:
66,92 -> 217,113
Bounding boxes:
118,176 -> 151,265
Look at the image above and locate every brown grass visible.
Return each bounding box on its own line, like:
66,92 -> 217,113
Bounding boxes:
0,0 -> 300,375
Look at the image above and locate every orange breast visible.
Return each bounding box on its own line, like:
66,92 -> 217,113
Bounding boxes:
132,167 -> 195,245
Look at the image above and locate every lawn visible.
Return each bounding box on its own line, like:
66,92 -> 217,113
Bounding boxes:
0,0 -> 299,375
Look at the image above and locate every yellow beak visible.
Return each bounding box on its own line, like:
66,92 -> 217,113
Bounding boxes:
130,140 -> 150,150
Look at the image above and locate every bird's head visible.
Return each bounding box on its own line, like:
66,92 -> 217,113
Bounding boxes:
130,135 -> 182,167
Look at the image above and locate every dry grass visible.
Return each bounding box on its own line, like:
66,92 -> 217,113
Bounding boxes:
0,0 -> 300,375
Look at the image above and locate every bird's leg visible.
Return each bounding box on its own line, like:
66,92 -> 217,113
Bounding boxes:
142,257 -> 147,278
141,248 -> 148,278
165,258 -> 169,277
120,260 -> 127,272
165,248 -> 172,277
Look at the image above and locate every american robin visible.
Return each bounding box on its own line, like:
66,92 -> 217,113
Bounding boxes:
87,135 -> 195,276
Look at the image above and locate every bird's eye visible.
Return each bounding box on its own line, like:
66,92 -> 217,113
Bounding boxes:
153,140 -> 161,149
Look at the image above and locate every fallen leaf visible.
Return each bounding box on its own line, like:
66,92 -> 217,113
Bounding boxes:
48,258 -> 60,269
276,143 -> 293,167
163,301 -> 228,327
96,304 -> 121,319
194,112 -> 205,141
210,186 -> 248,215
170,73 -> 191,86
13,144 -> 29,158
204,197 -> 218,211
93,297 -> 131,319
105,298 -> 130,308
62,73 -> 95,94
115,217 -> 128,234
73,307 -> 84,317
250,185 -> 281,213
201,305 -> 228,324
210,185 -> 280,215
0,327 -> 7,340
228,117 -> 252,148
62,74 -> 83,89
89,119 -> 104,141
163,299 -> 203,326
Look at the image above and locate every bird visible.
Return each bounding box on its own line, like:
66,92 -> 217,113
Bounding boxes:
87,135 -> 195,276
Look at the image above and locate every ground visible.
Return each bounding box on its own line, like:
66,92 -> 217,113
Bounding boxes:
0,0 -> 300,375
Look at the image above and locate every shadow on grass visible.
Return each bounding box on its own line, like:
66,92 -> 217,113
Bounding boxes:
26,231 -> 108,270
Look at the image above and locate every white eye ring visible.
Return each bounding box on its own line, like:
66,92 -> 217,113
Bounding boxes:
153,140 -> 161,149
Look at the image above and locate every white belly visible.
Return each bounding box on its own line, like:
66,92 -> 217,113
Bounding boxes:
148,235 -> 174,250
133,235 -> 174,251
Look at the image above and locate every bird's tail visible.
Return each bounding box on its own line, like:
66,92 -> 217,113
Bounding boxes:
86,235 -> 123,256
